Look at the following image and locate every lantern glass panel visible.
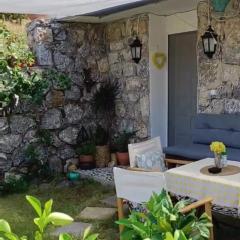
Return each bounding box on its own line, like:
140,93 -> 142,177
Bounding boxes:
203,38 -> 209,52
131,47 -> 135,58
209,38 -> 215,52
136,46 -> 141,58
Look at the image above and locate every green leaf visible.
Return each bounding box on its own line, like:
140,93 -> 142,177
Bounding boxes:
59,233 -> 72,240
44,199 -> 53,216
34,231 -> 42,240
26,196 -> 42,217
47,212 -> 73,226
116,219 -> 132,228
131,222 -> 148,237
84,234 -> 99,240
82,227 -> 91,240
4,232 -> 19,240
0,219 -> 11,233
174,230 -> 188,240
165,232 -> 174,240
20,236 -> 28,240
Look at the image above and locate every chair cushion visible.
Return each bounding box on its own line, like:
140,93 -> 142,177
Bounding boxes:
163,144 -> 240,162
135,151 -> 165,171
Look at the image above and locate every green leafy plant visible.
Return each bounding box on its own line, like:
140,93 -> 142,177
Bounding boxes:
42,69 -> 71,90
2,176 -> 29,194
24,144 -> 40,165
114,131 -> 136,153
0,25 -> 72,115
94,124 -> 109,146
0,195 -> 99,240
37,129 -> 52,146
76,143 -> 96,156
117,190 -> 212,240
0,24 -> 50,112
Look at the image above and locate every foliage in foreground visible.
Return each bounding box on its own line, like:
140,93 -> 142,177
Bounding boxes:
0,195 -> 98,240
117,190 -> 212,240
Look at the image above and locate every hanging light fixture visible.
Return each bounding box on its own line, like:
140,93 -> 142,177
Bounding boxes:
130,36 -> 142,64
201,0 -> 218,59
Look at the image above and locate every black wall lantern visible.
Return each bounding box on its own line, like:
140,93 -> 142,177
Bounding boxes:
201,25 -> 218,59
130,36 -> 142,64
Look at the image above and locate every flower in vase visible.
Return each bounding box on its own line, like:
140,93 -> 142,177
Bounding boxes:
210,141 -> 226,155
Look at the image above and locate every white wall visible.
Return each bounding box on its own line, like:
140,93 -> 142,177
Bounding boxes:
149,10 -> 197,147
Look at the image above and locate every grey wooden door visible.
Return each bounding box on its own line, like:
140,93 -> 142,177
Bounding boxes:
168,31 -> 197,146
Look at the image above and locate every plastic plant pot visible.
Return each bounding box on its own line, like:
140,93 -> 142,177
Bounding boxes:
67,171 -> 80,181
212,0 -> 230,12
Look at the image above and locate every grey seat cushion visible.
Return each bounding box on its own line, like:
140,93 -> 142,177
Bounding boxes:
163,144 -> 240,162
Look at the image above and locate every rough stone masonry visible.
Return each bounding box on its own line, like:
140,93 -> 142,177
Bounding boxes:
0,15 -> 150,173
197,1 -> 240,114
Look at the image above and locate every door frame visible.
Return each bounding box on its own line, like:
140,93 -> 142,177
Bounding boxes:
149,13 -> 197,147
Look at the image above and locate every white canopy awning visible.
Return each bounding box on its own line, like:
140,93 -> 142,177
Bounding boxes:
0,0 -> 154,18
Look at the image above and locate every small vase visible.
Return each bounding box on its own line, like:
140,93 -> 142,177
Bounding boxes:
214,154 -> 224,169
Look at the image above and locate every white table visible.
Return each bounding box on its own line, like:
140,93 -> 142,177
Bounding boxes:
165,158 -> 240,213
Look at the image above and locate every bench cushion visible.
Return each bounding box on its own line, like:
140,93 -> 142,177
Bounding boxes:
192,129 -> 240,148
193,114 -> 240,148
163,144 -> 240,162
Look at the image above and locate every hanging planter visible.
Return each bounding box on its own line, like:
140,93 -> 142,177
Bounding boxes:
211,0 -> 230,12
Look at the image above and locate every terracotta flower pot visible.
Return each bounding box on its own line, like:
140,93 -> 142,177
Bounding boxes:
79,155 -> 95,170
116,152 -> 130,166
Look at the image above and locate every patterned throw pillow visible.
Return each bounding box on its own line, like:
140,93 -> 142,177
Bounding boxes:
135,151 -> 166,171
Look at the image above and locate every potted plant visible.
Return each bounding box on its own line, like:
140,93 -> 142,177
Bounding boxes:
94,124 -> 110,168
114,131 -> 136,166
76,142 -> 96,170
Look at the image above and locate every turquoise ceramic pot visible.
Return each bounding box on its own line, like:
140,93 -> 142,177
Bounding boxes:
212,0 -> 230,12
67,172 -> 80,181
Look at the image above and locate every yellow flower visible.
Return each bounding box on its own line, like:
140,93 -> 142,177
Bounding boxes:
210,141 -> 226,155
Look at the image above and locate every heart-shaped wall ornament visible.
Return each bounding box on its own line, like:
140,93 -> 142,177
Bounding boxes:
152,52 -> 167,70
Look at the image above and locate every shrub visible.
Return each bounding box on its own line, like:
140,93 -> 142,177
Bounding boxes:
117,190 -> 212,240
114,131 -> 136,153
2,176 -> 29,194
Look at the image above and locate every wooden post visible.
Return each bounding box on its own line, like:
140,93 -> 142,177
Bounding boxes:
205,201 -> 214,240
117,198 -> 124,233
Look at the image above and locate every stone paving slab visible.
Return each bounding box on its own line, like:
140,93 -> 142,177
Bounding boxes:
78,207 -> 116,220
51,222 -> 92,237
100,195 -> 117,207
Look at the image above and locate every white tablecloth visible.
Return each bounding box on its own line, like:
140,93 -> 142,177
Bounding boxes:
165,158 -> 240,210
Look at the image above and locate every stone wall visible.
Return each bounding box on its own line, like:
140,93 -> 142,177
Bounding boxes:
197,1 -> 240,114
0,15 -> 149,173
106,15 -> 149,139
